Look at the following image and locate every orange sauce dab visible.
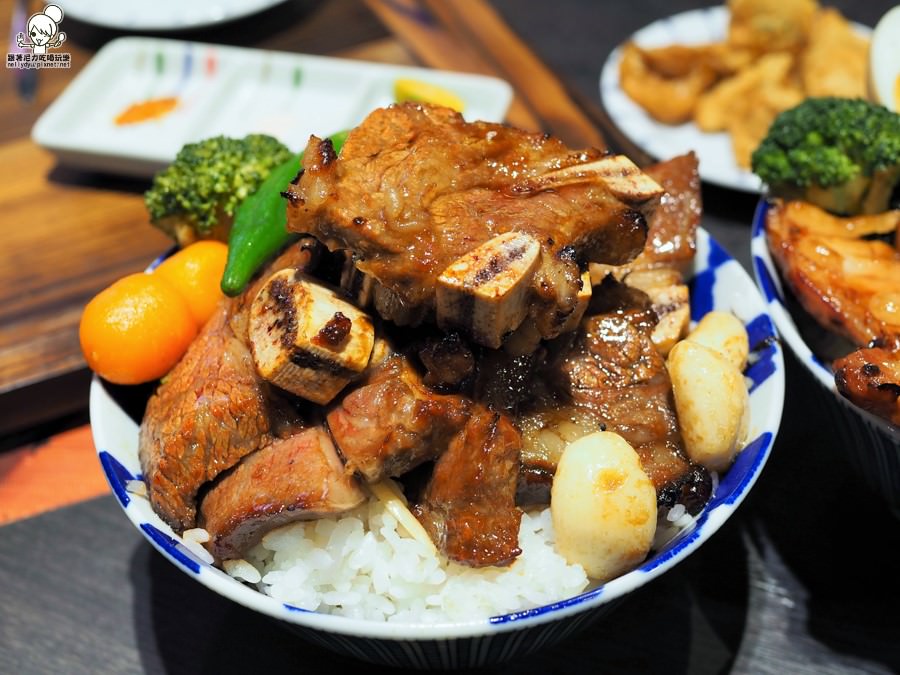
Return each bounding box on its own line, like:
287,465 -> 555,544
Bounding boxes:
115,96 -> 179,125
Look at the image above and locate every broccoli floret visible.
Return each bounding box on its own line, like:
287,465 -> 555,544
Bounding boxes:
145,134 -> 292,246
751,98 -> 900,215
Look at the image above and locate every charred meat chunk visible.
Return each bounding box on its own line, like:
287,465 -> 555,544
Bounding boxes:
139,246 -> 311,532
198,427 -> 365,560
326,354 -> 472,482
414,408 -> 523,567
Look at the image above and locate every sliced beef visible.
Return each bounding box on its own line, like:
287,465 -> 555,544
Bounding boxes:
285,103 -> 661,344
516,308 -> 697,506
326,353 -> 472,482
139,245 -> 311,532
414,408 -> 523,567
552,310 -> 690,488
198,427 -> 366,560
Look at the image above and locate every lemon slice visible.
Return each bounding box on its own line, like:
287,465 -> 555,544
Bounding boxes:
394,78 -> 465,112
869,5 -> 900,112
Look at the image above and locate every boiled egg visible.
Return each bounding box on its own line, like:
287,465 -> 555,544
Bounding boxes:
869,5 -> 900,112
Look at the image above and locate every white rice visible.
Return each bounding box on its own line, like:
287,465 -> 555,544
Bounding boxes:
236,498 -> 590,623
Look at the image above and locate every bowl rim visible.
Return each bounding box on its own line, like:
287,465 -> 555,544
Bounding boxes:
749,197 -> 900,442
90,226 -> 786,641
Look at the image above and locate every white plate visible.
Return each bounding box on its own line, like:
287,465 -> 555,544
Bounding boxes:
32,37 -> 513,177
599,7 -> 869,193
58,0 -> 288,32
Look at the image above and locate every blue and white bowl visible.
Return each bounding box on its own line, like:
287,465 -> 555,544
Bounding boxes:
751,199 -> 900,516
91,227 -> 784,669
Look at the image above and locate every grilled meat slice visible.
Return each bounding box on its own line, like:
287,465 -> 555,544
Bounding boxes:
326,353 -> 472,482
414,408 -> 523,567
198,427 -> 366,560
641,152 -> 701,268
139,246 -> 310,532
553,310 -> 690,487
285,103 -> 662,345
518,306 -> 699,507
767,200 -> 900,350
835,347 -> 900,426
591,151 -> 701,278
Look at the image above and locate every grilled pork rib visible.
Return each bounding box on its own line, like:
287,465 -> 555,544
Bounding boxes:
285,103 -> 662,347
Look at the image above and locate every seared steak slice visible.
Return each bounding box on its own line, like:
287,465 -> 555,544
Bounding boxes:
553,310 -> 690,488
198,427 -> 366,560
640,152 -> 701,268
326,353 -> 472,482
286,103 -> 662,345
139,246 -> 310,532
835,347 -> 900,426
414,408 -> 523,567
514,307 -> 696,509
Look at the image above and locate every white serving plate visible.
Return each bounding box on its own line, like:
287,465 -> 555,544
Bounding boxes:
58,0 -> 287,31
91,227 -> 785,668
32,36 -> 513,177
599,6 -> 870,194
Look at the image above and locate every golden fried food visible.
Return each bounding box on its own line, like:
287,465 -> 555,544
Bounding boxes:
694,52 -> 796,131
727,0 -> 819,53
619,42 -> 717,124
801,8 -> 869,97
729,79 -> 804,167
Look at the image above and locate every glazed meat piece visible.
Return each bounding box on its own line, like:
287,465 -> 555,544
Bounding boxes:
414,408 -> 523,567
641,152 -> 701,268
326,353 -> 472,482
766,200 -> 900,350
516,306 -> 692,505
198,427 -> 366,560
139,246 -> 310,532
554,310 -> 690,486
285,103 -> 663,346
835,347 -> 900,426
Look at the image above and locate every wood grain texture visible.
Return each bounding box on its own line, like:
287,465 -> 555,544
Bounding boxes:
0,424 -> 107,525
362,0 -> 544,132
0,0 -> 396,436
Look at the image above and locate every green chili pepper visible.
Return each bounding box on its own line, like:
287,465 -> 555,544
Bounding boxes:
220,130 -> 349,296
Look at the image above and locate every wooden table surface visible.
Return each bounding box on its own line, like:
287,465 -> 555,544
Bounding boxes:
2,0 -> 900,673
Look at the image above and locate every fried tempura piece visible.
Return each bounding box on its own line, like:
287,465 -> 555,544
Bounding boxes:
619,42 -> 717,124
694,52 -> 797,132
729,80 -> 804,167
801,8 -> 869,98
727,0 -> 819,53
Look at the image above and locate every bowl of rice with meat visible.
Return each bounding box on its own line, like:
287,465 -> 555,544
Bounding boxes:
91,104 -> 785,668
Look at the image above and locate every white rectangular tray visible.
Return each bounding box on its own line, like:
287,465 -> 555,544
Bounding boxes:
33,37 -> 513,177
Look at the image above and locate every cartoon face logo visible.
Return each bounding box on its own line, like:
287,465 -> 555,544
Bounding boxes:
17,4 -> 66,55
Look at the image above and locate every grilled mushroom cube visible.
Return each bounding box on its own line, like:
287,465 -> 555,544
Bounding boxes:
248,269 -> 375,404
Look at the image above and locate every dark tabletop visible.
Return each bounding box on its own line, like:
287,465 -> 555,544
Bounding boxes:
3,1 -> 900,673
